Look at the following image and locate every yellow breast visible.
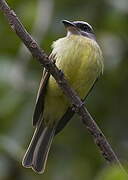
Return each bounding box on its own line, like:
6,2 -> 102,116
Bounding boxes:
43,35 -> 103,123
49,35 -> 103,97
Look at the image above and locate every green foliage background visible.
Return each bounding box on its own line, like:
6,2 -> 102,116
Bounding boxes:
0,0 -> 128,179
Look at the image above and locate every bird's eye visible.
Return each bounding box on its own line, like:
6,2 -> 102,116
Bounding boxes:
74,22 -> 93,33
82,25 -> 92,32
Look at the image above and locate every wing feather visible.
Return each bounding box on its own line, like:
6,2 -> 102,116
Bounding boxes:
55,78 -> 99,134
33,70 -> 50,126
32,54 -> 55,126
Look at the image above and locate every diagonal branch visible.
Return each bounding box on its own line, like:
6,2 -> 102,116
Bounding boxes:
0,0 -> 124,169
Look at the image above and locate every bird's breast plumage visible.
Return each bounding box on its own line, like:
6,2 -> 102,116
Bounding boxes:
43,35 -> 103,123
49,35 -> 103,96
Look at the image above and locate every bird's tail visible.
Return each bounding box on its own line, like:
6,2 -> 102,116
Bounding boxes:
22,121 -> 55,173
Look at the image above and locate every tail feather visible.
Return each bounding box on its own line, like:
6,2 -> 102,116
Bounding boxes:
22,122 -> 44,167
32,127 -> 55,173
22,122 -> 55,173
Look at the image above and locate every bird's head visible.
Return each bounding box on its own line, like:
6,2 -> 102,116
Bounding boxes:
62,20 -> 95,40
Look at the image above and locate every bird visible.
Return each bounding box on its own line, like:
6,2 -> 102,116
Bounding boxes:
22,20 -> 104,173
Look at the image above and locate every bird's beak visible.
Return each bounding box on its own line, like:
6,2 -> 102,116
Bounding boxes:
62,20 -> 76,28
62,20 -> 80,35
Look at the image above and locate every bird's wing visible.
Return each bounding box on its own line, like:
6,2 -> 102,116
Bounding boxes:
55,77 -> 99,135
32,53 -> 56,126
32,52 -> 74,131
32,69 -> 50,126
55,107 -> 75,135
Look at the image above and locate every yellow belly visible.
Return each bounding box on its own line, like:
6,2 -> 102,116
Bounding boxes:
43,35 -> 103,124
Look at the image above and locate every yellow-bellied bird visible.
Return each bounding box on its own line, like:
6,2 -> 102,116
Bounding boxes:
22,20 -> 104,173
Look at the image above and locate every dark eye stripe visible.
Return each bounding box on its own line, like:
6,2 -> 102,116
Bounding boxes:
83,25 -> 92,31
73,21 -> 93,33
75,23 -> 91,31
